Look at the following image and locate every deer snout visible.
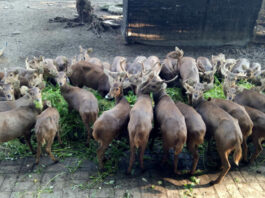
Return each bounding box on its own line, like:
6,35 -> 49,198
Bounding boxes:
105,93 -> 112,100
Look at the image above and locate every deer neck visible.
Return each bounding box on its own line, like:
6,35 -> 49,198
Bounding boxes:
192,96 -> 205,108
153,89 -> 167,104
115,91 -> 124,105
60,83 -> 73,94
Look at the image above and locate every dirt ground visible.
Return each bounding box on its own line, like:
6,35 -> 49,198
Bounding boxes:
0,0 -> 265,70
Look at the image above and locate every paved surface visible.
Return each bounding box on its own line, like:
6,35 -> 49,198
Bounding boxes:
0,150 -> 264,198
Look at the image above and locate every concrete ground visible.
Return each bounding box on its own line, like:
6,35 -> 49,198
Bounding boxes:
0,151 -> 264,198
0,0 -> 265,198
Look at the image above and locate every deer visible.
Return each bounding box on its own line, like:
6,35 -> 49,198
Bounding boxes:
244,106 -> 265,163
125,70 -> 154,174
126,56 -> 147,74
231,58 -> 250,74
56,71 -> 98,146
169,47 -> 200,103
138,71 -> 187,174
35,101 -> 62,164
160,50 -> 180,82
209,98 -> 253,162
0,87 -> 43,153
0,83 -> 15,101
54,56 -> 70,72
110,56 -> 127,72
188,83 -> 242,184
196,56 -> 217,88
225,86 -> 265,114
92,73 -> 131,170
175,101 -> 206,174
0,86 -> 42,112
67,60 -> 110,97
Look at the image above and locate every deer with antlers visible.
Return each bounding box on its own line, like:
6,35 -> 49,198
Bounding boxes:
137,67 -> 187,174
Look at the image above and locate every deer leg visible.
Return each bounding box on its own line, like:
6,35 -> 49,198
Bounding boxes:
161,143 -> 169,166
250,137 -> 262,164
174,144 -> 183,175
45,137 -> 58,163
24,133 -> 35,154
97,142 -> 109,170
35,140 -> 42,164
242,136 -> 248,162
211,149 -> 231,185
86,127 -> 92,146
188,143 -> 199,175
57,130 -> 63,145
127,140 -> 136,174
139,141 -> 148,171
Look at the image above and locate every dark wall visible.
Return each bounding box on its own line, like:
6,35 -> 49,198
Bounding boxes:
123,0 -> 263,46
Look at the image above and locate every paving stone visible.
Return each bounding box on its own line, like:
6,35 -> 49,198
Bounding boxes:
69,171 -> 89,180
140,185 -> 168,198
240,169 -> 259,182
0,174 -> 18,191
17,173 -> 42,182
44,162 -> 68,173
166,189 -> 180,198
0,191 -> 11,198
14,180 -> 40,191
115,187 -> 141,198
65,179 -> 87,189
236,183 -> 265,197
0,174 -> 5,187
41,172 -> 67,190
0,165 -> 21,174
10,191 -> 35,198
62,188 -> 90,198
230,170 -> 247,183
39,191 -> 63,198
90,188 -> 115,198
214,183 -> 231,198
225,183 -> 243,198
248,183 -> 264,193
0,159 -> 24,166
198,184 -> 219,198
259,182 -> 265,191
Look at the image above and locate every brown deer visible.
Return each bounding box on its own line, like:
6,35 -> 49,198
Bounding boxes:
126,72 -> 154,174
196,56 -> 217,87
35,102 -> 61,164
92,74 -> 130,170
189,83 -> 242,184
225,86 -> 265,114
0,86 -> 42,112
56,72 -> 98,146
0,83 -> 15,101
210,98 -> 253,162
244,106 -> 265,163
0,87 -> 43,153
67,61 -> 110,97
175,101 -> 206,174
139,73 -> 187,174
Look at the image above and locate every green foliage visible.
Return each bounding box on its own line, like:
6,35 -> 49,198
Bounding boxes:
204,77 -> 225,99
237,79 -> 254,90
166,87 -> 186,102
125,91 -> 137,106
